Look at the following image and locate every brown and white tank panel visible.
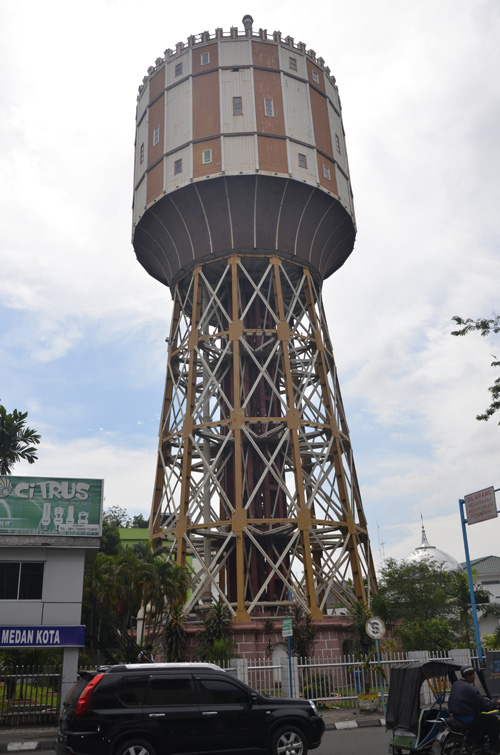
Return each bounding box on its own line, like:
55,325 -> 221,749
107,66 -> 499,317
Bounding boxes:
132,18 -> 356,289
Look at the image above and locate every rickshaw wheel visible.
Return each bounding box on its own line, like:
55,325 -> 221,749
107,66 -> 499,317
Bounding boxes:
441,733 -> 464,754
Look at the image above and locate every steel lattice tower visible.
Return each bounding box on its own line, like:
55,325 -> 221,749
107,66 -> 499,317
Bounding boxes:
132,17 -> 377,621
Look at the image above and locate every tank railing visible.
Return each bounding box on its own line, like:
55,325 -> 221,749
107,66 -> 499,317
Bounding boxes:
139,26 -> 335,85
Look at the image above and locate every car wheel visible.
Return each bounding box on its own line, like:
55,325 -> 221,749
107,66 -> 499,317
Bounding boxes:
270,725 -> 308,755
115,739 -> 157,755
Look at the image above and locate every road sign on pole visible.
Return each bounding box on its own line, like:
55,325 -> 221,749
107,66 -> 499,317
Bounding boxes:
282,618 -> 293,637
464,486 -> 497,525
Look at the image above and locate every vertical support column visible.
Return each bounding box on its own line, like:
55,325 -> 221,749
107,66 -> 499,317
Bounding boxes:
229,256 -> 250,622
176,267 -> 202,567
150,296 -> 181,542
303,270 -> 369,605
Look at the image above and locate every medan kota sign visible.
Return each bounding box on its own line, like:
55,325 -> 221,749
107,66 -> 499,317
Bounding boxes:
464,486 -> 497,525
0,626 -> 85,648
0,476 -> 103,536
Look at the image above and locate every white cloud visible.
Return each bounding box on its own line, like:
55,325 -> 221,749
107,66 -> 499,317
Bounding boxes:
1,0 -> 499,575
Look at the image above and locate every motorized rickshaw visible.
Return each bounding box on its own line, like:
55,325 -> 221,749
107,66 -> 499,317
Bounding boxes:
386,660 -> 464,754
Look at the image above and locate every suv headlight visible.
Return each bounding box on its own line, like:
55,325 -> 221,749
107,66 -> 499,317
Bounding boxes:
308,700 -> 318,714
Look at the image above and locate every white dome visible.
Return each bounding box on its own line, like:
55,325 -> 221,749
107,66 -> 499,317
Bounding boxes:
405,526 -> 463,572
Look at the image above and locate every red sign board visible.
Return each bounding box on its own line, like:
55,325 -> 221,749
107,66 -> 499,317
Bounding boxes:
464,486 -> 497,525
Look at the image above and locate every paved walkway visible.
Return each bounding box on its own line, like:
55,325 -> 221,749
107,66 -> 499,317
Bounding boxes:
0,709 -> 386,751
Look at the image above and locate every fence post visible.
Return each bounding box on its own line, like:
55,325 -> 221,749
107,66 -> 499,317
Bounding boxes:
449,648 -> 472,668
228,658 -> 249,685
60,648 -> 79,714
280,656 -> 299,699
408,651 -> 430,662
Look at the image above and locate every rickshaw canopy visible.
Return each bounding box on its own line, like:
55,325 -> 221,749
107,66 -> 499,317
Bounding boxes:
386,660 -> 462,733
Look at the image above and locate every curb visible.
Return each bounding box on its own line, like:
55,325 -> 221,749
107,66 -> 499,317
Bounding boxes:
0,719 -> 386,751
326,717 -> 386,731
0,742 -> 55,752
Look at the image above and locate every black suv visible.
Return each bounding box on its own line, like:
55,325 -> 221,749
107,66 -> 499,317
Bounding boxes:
56,662 -> 325,755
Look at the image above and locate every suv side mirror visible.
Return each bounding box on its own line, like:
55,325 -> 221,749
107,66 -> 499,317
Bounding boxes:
250,692 -> 258,704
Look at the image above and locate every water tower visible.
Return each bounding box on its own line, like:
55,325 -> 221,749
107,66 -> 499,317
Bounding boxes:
132,17 -> 377,621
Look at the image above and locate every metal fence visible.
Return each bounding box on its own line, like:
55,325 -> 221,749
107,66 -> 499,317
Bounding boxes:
0,665 -> 61,725
0,650 -> 483,725
239,650 -> 467,708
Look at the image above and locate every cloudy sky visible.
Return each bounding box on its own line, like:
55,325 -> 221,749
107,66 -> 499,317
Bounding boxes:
1,0 -> 499,570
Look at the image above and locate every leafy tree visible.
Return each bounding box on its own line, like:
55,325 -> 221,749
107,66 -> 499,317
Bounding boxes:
132,514 -> 149,528
289,603 -> 317,659
397,617 -> 455,652
103,505 -> 132,528
196,601 -> 239,662
451,314 -> 500,422
0,402 -> 41,475
483,629 -> 500,650
447,571 -> 493,647
373,558 -> 452,625
99,520 -> 121,555
83,545 -> 190,660
373,557 -> 495,651
261,618 -> 276,657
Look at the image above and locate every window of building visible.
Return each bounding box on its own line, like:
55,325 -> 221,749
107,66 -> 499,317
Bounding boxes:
323,164 -> 331,180
312,70 -> 319,84
200,52 -> 210,66
289,57 -> 297,71
233,96 -> 243,115
202,149 -> 212,165
153,126 -> 160,147
140,143 -> 144,164
335,134 -> 341,154
264,98 -> 274,117
175,62 -> 183,77
174,158 -> 182,174
0,562 -> 44,600
298,153 -> 307,169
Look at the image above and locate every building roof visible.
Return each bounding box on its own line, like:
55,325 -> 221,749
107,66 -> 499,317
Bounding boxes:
405,525 -> 462,572
462,555 -> 500,575
118,527 -> 150,546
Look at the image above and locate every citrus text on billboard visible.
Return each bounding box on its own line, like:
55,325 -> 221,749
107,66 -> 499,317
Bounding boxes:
0,476 -> 103,536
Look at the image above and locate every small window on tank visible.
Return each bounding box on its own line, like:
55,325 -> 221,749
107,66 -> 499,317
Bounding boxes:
175,62 -> 182,77
174,158 -> 182,174
153,127 -> 159,147
233,97 -> 243,115
202,149 -> 212,165
298,153 -> 307,169
289,57 -> 297,71
201,52 -> 210,66
323,164 -> 331,180
312,70 -> 319,84
264,98 -> 274,117
140,143 -> 144,164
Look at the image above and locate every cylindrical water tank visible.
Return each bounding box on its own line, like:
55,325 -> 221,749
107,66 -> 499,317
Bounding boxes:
132,22 -> 356,288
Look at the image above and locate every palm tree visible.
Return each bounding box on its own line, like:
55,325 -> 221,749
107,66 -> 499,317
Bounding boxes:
162,604 -> 187,661
196,601 -> 239,662
0,402 -> 41,475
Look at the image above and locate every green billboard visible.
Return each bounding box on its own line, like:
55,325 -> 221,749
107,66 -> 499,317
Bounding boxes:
0,476 -> 103,536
